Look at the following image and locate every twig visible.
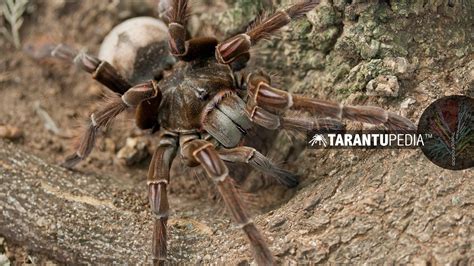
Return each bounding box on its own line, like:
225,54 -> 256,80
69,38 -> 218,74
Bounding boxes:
1,0 -> 29,49
33,101 -> 61,135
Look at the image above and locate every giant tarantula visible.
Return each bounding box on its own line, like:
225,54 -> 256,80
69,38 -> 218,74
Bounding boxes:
52,0 -> 415,264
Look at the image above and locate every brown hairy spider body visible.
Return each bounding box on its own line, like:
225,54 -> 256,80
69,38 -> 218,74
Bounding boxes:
157,59 -> 236,133
50,1 -> 416,264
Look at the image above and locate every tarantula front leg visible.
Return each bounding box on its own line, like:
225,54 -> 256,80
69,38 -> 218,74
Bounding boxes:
218,146 -> 299,188
165,0 -> 218,61
216,0 -> 321,67
62,81 -> 160,168
147,133 -> 178,265
180,138 -> 275,265
245,72 -> 416,131
51,44 -> 131,95
166,0 -> 189,56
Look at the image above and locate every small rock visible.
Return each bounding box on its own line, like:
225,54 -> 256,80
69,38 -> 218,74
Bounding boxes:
289,246 -> 297,255
0,125 -> 23,140
400,98 -> 416,109
366,75 -> 399,97
116,137 -> 150,166
383,57 -> 411,74
0,254 -> 10,266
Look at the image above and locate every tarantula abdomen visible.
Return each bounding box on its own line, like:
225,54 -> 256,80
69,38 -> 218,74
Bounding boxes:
99,17 -> 176,84
98,17 -> 177,131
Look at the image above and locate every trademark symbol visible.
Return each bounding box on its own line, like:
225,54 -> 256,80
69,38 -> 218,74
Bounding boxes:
424,133 -> 433,139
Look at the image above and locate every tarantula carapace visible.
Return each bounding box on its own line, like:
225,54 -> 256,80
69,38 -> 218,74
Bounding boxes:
52,0 -> 415,264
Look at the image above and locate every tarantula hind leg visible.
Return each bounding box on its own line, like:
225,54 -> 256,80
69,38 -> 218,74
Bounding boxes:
62,81 -> 160,169
247,106 -> 346,134
246,72 -> 416,132
218,146 -> 299,188
181,139 -> 275,265
51,44 -> 131,95
216,0 -> 321,65
147,134 -> 178,265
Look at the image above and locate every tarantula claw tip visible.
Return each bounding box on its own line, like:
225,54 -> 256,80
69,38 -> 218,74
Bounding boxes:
277,170 -> 299,188
60,154 -> 82,169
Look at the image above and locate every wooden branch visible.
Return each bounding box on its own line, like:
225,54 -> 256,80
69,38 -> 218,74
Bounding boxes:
0,140 -> 150,264
1,138 -> 472,264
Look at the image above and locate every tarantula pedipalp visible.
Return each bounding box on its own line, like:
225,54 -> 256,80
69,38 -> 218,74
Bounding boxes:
52,0 -> 416,264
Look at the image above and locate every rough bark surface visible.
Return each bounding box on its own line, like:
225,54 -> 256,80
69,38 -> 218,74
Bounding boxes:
0,140 -> 229,264
0,140 -> 150,264
1,141 -> 472,264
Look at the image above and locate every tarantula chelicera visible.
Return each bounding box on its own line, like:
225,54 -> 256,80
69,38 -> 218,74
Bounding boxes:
52,0 -> 415,264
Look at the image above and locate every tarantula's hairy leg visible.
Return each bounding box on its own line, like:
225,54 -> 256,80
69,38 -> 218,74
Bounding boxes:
61,95 -> 127,168
166,0 -> 189,56
51,44 -> 131,95
247,105 -> 345,132
165,0 -> 218,61
216,0 -> 321,65
180,138 -> 275,265
246,72 -> 416,131
218,146 -> 299,188
62,81 -> 160,168
135,95 -> 162,131
147,133 -> 178,265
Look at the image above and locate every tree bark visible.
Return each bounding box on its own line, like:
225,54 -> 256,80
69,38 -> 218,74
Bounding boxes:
0,140 -> 150,264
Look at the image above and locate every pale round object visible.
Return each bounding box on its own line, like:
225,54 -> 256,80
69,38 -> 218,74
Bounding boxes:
99,17 -> 175,84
